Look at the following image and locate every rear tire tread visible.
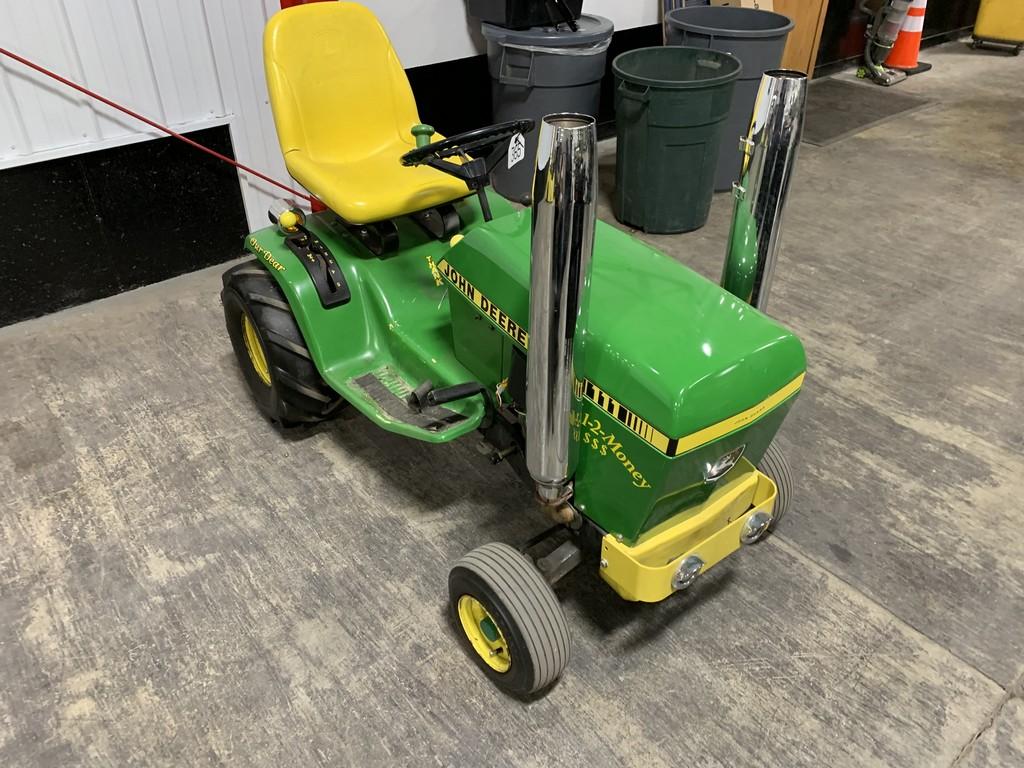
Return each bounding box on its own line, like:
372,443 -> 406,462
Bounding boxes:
263,328 -> 313,359
221,259 -> 343,425
247,292 -> 291,311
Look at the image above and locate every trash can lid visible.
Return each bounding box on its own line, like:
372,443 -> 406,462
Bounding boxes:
613,46 -> 742,89
481,14 -> 615,47
666,6 -> 793,38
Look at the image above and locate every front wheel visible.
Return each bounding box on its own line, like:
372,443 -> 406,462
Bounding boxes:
449,542 -> 570,697
758,441 -> 793,532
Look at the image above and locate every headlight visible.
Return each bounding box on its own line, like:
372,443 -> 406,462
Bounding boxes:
703,444 -> 746,483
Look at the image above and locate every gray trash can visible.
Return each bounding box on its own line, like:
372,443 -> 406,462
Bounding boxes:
482,15 -> 614,203
666,6 -> 793,191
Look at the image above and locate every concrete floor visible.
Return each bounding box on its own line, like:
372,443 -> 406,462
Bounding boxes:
1,42 -> 1022,767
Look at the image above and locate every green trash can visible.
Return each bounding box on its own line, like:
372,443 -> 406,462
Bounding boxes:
613,46 -> 741,234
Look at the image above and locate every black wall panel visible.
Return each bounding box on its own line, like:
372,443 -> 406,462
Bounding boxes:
0,126 -> 248,327
817,0 -> 980,69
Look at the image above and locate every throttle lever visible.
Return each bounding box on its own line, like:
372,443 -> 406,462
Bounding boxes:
407,380 -> 486,412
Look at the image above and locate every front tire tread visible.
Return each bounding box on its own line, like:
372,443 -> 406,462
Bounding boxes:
450,542 -> 570,696
758,441 -> 793,531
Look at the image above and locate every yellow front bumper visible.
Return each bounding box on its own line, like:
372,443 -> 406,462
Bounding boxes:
599,460 -> 776,603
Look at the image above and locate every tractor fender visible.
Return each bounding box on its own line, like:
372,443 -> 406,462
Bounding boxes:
243,222 -> 374,389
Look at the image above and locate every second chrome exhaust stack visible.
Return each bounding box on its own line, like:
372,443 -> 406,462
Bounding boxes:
722,70 -> 808,312
526,114 -> 598,505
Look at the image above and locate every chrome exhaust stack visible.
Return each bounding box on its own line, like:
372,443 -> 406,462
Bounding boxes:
721,70 -> 808,312
526,113 -> 598,506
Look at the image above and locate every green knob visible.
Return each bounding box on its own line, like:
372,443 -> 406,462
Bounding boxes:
411,123 -> 435,148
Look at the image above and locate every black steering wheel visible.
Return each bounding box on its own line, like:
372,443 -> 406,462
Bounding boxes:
401,119 -> 535,220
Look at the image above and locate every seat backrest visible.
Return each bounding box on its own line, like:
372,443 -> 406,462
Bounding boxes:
264,3 -> 421,162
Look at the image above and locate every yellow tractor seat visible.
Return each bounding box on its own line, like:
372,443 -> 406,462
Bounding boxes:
263,2 -> 469,225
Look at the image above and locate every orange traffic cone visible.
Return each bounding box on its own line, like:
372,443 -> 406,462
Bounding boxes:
887,0 -> 933,74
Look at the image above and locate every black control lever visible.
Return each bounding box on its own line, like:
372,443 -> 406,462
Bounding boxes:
407,380 -> 486,412
281,224 -> 351,308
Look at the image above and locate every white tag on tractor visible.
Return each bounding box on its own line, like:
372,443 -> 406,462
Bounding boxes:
507,132 -> 526,168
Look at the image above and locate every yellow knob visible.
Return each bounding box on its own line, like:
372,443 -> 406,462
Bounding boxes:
449,234 -> 465,247
279,210 -> 300,231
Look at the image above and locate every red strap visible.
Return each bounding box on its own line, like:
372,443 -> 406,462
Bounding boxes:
0,45 -> 316,205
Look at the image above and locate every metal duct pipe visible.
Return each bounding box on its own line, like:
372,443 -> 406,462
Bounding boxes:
526,113 -> 598,505
721,70 -> 808,312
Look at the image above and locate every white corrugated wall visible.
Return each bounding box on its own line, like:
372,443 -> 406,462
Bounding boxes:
1,1 -> 659,231
203,0 -> 295,229
0,0 -> 229,165
0,0 -> 294,230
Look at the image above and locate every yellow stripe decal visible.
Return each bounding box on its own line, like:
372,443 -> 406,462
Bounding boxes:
438,258 -> 803,457
668,373 -> 805,456
577,379 -> 672,454
578,374 -> 804,457
437,259 -> 529,349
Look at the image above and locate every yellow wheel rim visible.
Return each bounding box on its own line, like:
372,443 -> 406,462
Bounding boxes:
457,595 -> 511,673
241,314 -> 271,386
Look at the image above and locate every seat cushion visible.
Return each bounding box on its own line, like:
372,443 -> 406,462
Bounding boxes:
286,147 -> 469,225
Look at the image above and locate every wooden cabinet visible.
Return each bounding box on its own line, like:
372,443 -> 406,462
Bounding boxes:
774,0 -> 830,77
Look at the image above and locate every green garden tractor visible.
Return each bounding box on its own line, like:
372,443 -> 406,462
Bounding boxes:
222,2 -> 809,696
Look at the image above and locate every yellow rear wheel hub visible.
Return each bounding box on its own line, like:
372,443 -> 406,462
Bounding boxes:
457,595 -> 511,673
242,314 -> 272,386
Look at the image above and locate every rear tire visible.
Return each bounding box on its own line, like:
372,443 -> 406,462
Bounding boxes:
758,441 -> 793,532
449,542 -> 570,697
221,259 -> 343,426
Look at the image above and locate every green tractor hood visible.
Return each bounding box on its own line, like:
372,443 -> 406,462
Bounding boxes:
442,209 -> 806,541
445,210 -> 805,442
